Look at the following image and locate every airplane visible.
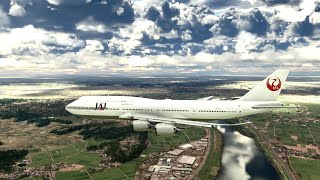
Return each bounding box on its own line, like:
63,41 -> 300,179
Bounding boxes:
65,70 -> 290,135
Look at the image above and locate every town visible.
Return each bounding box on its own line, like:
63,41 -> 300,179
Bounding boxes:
138,137 -> 209,179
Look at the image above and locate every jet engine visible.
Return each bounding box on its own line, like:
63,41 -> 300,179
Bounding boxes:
155,123 -> 180,136
132,120 -> 150,132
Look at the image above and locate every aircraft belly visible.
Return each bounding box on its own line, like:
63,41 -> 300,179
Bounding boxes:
72,109 -> 122,117
158,112 -> 237,120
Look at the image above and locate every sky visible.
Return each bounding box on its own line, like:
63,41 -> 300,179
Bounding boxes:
0,0 -> 320,76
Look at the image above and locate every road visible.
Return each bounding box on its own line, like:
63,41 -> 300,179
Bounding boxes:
27,133 -> 56,180
273,119 -> 279,137
188,128 -> 212,180
307,127 -> 318,147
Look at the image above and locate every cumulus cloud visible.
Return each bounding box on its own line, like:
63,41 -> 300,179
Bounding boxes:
116,7 -> 125,16
270,0 -> 317,22
76,16 -> 109,33
235,32 -> 259,53
9,0 -> 135,31
144,1 -> 214,42
0,0 -> 320,75
0,25 -> 84,56
201,14 -> 219,25
1,44 -> 320,75
108,37 -> 141,55
9,3 -> 26,16
288,16 -> 314,36
262,0 -> 301,6
0,5 -> 10,27
47,0 -> 92,6
309,12 -> 320,24
83,40 -> 104,53
190,0 -> 256,8
316,1 -> 320,12
211,7 -> 269,37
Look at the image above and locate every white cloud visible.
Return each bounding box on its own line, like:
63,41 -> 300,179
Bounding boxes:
118,18 -> 160,40
272,0 -> 317,22
1,0 -> 320,75
47,0 -> 92,6
309,12 -> 320,24
0,6 -> 10,27
108,18 -> 164,54
201,14 -> 219,25
83,40 -> 104,53
182,29 -> 192,41
75,17 -> 108,33
166,29 -> 179,38
174,3 -> 199,27
108,37 -> 141,55
117,7 -> 125,16
0,25 -> 84,56
235,31 -> 259,53
132,0 -> 161,12
9,3 -> 26,16
1,44 -> 320,75
100,0 -> 108,5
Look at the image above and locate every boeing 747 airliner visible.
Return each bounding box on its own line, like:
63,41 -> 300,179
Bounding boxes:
66,70 -> 290,135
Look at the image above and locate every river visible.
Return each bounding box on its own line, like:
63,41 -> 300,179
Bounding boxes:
216,125 -> 280,180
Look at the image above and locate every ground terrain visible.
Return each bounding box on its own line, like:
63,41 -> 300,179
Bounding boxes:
0,75 -> 320,179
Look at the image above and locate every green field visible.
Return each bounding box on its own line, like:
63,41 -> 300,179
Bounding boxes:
29,142 -> 102,168
290,157 -> 320,180
305,104 -> 320,119
55,171 -> 90,180
118,157 -> 146,178
91,168 -> 127,180
29,152 -> 52,167
51,145 -> 79,162
136,127 -> 207,156
198,128 -> 222,179
249,104 -> 320,146
28,127 -> 206,179
275,124 -> 314,146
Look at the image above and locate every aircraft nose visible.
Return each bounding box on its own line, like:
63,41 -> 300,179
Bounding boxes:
65,101 -> 76,113
65,103 -> 71,112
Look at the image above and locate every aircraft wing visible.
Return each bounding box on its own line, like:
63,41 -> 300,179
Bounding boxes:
252,104 -> 299,109
120,113 -> 251,128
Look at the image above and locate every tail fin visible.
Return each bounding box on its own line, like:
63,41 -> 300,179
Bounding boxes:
238,70 -> 289,101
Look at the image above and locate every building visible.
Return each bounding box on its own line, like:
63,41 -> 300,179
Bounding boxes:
179,144 -> 193,149
167,149 -> 184,156
178,155 -> 196,165
150,165 -> 172,173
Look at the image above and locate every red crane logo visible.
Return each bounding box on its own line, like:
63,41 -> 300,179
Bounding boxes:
266,77 -> 281,91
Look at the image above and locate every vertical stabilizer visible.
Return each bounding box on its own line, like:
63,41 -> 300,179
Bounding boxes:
238,70 -> 289,101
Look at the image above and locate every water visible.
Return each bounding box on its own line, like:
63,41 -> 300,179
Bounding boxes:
216,125 -> 280,180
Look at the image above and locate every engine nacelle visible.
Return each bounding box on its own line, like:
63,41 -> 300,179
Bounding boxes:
155,123 -> 180,136
132,120 -> 150,132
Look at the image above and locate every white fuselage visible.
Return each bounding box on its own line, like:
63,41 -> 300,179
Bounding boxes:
65,96 -> 279,120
